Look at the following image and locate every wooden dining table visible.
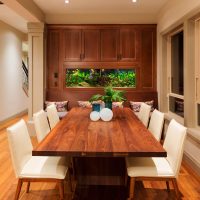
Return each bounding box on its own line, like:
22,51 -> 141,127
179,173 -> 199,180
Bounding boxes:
33,107 -> 166,157
33,107 -> 166,186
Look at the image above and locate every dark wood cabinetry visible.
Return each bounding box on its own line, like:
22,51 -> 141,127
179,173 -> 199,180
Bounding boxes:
64,29 -> 82,61
119,28 -> 140,62
47,30 -> 60,88
82,29 -> 100,61
46,25 -> 157,109
100,29 -> 119,61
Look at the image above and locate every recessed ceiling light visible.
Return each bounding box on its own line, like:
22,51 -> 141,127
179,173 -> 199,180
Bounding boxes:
65,0 -> 69,3
132,0 -> 137,2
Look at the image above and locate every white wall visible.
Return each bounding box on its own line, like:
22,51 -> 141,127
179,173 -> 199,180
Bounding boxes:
0,20 -> 28,122
157,0 -> 200,33
157,0 -> 200,174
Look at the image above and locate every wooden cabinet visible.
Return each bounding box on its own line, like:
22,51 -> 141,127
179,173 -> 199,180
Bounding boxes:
100,29 -> 119,61
141,28 -> 156,89
119,28 -> 140,62
82,30 -> 100,61
47,30 -> 60,88
64,29 -> 82,61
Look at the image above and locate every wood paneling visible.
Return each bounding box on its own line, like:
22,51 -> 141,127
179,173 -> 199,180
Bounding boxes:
82,29 -> 100,61
141,28 -> 156,89
100,29 -> 119,61
47,30 -> 60,88
46,25 -> 157,107
64,29 -> 82,61
119,28 -> 140,62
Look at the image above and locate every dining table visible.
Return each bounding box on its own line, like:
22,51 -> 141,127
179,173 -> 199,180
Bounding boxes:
33,107 -> 166,186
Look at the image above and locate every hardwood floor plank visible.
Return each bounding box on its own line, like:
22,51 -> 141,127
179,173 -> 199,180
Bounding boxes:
0,114 -> 200,199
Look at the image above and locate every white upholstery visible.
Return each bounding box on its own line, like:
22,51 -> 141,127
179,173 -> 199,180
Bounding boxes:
47,104 -> 60,129
33,110 -> 50,142
7,120 -> 33,177
126,119 -> 187,179
163,119 -> 187,178
138,102 -> 151,127
7,119 -> 68,179
126,157 -> 173,177
20,156 -> 67,179
148,109 -> 164,141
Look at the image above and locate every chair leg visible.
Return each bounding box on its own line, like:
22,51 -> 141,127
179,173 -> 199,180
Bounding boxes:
166,181 -> 170,192
172,178 -> 180,199
26,181 -> 30,193
58,180 -> 64,200
128,177 -> 135,200
14,179 -> 23,200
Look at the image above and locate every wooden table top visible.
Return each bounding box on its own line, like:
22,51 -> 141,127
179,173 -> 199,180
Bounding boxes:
33,107 -> 166,157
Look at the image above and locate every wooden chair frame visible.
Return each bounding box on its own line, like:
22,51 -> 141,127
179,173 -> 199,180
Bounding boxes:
14,171 -> 73,200
128,176 -> 180,200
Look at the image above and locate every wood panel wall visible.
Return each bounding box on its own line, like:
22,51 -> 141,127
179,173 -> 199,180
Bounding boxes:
46,25 -> 157,109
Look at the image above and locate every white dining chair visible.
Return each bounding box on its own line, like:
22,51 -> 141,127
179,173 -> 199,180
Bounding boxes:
138,102 -> 151,127
46,104 -> 60,129
33,110 -> 50,142
126,119 -> 187,199
148,109 -> 165,141
7,119 -> 70,200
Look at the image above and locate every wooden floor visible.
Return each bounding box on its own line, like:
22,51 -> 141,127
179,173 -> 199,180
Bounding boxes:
1,115 -> 200,200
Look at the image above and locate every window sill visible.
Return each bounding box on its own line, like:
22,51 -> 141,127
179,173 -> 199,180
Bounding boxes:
164,112 -> 184,125
164,112 -> 200,145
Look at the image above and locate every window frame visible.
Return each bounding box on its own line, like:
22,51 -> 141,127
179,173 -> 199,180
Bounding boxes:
167,27 -> 184,118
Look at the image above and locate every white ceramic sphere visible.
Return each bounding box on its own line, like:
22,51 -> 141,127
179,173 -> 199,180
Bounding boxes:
100,108 -> 113,122
90,111 -> 100,121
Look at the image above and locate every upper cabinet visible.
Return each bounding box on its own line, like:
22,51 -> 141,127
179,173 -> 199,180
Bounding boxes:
61,27 -> 141,62
100,29 -> 119,61
119,28 -> 140,62
82,29 -> 100,61
64,29 -> 82,61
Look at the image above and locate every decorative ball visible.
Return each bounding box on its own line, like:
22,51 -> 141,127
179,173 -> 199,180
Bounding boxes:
90,111 -> 100,121
100,108 -> 113,122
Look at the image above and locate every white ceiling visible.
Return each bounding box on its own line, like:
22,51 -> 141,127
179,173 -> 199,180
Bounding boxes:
0,4 -> 27,33
33,0 -> 168,15
0,0 -> 168,33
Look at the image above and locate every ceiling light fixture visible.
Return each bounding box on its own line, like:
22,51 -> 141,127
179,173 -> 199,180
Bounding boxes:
65,0 -> 69,3
132,0 -> 137,2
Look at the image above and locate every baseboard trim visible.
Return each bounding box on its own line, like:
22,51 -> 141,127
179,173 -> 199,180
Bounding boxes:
183,151 -> 200,176
0,109 -> 28,125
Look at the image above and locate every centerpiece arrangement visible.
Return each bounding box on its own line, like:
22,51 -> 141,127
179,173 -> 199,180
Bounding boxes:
89,87 -> 126,121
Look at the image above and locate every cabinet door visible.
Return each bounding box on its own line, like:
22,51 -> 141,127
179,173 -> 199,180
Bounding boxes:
119,28 -> 140,62
82,30 -> 100,61
64,29 -> 82,61
100,29 -> 119,61
47,30 -> 60,88
141,28 -> 156,89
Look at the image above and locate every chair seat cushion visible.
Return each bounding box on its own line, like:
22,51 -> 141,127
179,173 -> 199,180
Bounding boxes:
20,156 -> 68,179
126,157 -> 174,177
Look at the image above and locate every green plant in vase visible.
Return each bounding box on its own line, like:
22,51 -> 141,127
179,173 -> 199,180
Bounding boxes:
89,86 -> 126,110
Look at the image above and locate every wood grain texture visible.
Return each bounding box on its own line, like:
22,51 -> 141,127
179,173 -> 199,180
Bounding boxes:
46,24 -> 157,109
33,107 -> 166,157
1,115 -> 200,200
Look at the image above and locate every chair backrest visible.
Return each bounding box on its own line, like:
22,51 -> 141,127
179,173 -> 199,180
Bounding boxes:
138,102 -> 151,127
33,110 -> 50,142
46,104 -> 60,129
7,119 -> 33,178
163,119 -> 187,178
148,109 -> 164,141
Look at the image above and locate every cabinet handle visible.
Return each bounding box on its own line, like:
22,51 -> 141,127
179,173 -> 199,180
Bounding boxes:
80,54 -> 82,60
